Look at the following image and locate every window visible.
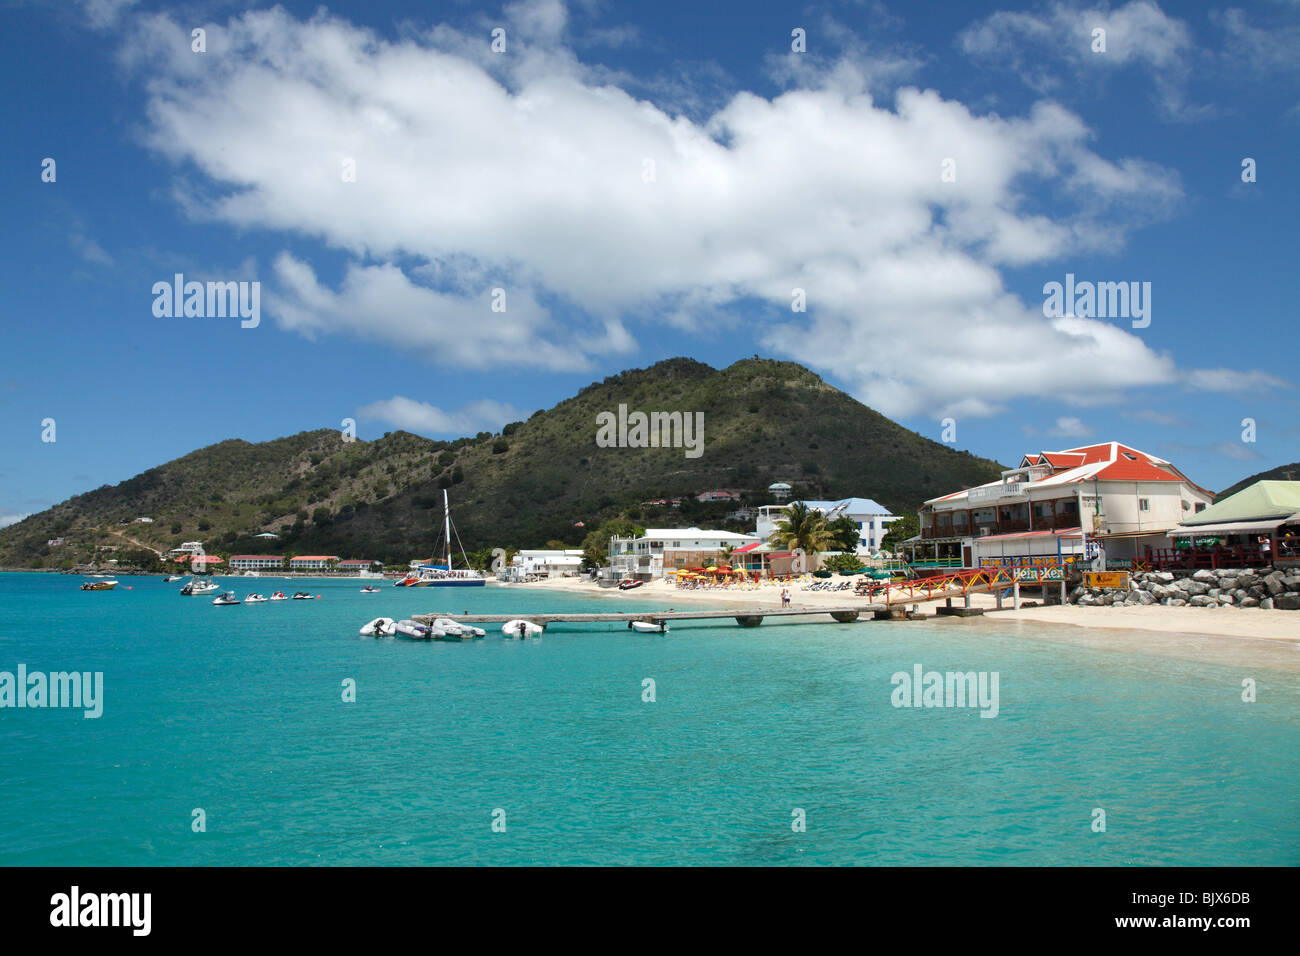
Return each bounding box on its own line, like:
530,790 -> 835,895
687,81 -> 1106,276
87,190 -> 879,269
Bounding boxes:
1121,452 -> 1137,460
1181,499 -> 1190,511
1195,503 -> 1207,513
1138,498 -> 1150,512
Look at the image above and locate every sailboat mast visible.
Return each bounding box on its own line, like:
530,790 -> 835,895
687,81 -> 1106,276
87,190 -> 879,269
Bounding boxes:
443,489 -> 453,571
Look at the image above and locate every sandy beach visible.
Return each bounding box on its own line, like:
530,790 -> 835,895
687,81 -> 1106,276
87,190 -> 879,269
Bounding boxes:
494,575 -> 1300,642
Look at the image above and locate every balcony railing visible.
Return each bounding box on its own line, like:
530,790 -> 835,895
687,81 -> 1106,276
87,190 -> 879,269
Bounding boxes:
969,482 -> 1026,503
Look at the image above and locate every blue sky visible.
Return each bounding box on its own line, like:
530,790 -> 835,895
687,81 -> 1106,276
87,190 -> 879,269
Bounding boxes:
2,0 -> 1297,525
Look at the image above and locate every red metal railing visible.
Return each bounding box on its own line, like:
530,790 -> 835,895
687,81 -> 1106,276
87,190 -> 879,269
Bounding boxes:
859,564 -> 1066,605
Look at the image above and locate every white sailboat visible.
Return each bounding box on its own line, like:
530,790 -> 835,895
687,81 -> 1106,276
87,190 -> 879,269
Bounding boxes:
395,490 -> 486,588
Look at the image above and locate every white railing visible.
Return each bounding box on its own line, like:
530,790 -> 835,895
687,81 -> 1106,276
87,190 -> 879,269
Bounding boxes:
969,482 -> 1025,503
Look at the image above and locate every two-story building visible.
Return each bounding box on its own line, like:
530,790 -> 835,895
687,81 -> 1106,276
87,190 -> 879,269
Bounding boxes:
910,443 -> 1213,569
756,498 -> 900,555
607,528 -> 759,580
228,554 -> 285,571
289,555 -> 340,571
502,549 -> 586,582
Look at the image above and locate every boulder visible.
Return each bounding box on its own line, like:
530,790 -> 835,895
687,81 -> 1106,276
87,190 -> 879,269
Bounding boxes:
1249,584 -> 1267,598
1239,596 -> 1260,608
1180,580 -> 1210,596
1137,590 -> 1156,605
1192,569 -> 1219,584
1208,588 -> 1221,599
1236,571 -> 1260,588
1277,593 -> 1300,611
1233,588 -> 1249,601
1218,577 -> 1238,591
1261,597 -> 1274,610
1264,571 -> 1286,596
1188,595 -> 1214,607
1149,571 -> 1175,585
1217,593 -> 1234,605
1168,598 -> 1187,607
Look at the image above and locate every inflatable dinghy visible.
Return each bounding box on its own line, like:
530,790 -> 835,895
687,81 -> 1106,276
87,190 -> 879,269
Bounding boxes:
360,617 -> 397,637
502,619 -> 544,639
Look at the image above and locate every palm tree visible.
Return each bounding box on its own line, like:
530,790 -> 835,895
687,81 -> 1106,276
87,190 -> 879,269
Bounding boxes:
767,502 -> 835,556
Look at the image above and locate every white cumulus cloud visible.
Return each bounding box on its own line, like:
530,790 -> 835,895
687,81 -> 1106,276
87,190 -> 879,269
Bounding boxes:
114,1 -> 1274,419
358,396 -> 531,436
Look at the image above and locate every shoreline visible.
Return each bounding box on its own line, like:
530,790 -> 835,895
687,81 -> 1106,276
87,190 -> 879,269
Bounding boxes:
495,576 -> 1300,643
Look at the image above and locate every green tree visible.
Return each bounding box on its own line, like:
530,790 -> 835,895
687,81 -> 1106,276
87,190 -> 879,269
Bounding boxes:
767,502 -> 834,556
827,515 -> 861,552
581,518 -> 645,567
881,513 -> 919,553
822,552 -> 863,574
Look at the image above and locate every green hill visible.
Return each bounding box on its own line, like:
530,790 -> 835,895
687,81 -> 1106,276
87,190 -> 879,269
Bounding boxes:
1220,461 -> 1300,499
0,357 -> 1005,568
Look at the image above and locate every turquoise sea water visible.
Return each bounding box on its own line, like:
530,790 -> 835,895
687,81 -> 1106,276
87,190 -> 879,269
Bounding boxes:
0,571 -> 1296,866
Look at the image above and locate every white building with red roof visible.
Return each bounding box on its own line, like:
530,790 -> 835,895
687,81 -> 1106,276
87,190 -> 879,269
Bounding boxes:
910,442 -> 1215,569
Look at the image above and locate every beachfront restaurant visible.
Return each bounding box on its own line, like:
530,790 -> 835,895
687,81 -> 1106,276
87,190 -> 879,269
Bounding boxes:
910,442 -> 1212,572
1159,480 -> 1300,570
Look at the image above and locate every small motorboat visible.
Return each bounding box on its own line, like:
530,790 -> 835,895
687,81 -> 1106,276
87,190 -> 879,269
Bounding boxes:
630,620 -> 668,634
618,578 -> 645,590
360,585 -> 381,593
163,575 -> 183,583
292,592 -> 315,600
501,619 -> 543,639
269,591 -> 288,601
181,578 -> 220,596
80,580 -> 118,591
360,617 -> 398,637
212,591 -> 241,606
245,593 -> 268,604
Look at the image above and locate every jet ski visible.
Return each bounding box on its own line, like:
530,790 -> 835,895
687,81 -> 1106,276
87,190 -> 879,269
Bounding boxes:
212,591 -> 241,606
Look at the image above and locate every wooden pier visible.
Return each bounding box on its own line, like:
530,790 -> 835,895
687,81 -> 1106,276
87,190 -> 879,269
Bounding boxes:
415,606 -> 888,629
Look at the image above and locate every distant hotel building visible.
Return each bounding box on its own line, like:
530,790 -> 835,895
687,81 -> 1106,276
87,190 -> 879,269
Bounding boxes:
911,442 -> 1213,569
289,555 -> 340,570
337,559 -> 377,571
228,555 -> 285,571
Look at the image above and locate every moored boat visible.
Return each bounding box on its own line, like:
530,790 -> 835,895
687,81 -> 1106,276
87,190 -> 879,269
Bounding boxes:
245,593 -> 268,603
360,585 -> 381,593
212,591 -> 241,606
630,620 -> 668,634
80,580 -> 118,591
269,591 -> 289,601
180,578 -> 220,596
360,617 -> 397,637
292,592 -> 315,600
502,619 -> 543,639
403,491 -> 487,587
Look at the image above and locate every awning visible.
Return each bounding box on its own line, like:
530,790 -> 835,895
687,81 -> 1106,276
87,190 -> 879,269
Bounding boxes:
979,527 -> 1082,542
1170,519 -> 1285,537
731,542 -> 761,553
1090,529 -> 1170,540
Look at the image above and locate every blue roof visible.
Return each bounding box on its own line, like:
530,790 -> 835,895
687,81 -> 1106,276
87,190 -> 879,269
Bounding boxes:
796,498 -> 895,516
